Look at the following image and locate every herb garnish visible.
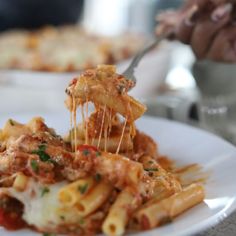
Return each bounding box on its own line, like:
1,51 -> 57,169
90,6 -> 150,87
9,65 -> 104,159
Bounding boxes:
79,218 -> 84,225
41,187 -> 50,197
82,149 -> 90,156
144,168 -> 158,172
32,145 -> 55,163
94,173 -> 102,182
31,160 -> 39,173
60,215 -> 65,220
9,119 -> 14,126
78,183 -> 88,194
96,151 -> 101,157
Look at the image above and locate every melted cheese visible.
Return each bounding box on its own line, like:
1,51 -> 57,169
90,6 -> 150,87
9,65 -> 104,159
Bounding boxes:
116,118 -> 127,154
0,179 -> 83,231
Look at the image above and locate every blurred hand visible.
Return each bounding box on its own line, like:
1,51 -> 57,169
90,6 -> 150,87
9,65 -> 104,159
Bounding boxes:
156,0 -> 236,62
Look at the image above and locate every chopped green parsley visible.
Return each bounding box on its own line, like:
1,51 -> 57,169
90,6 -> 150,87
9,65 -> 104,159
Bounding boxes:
78,183 -> 88,194
32,144 -> 54,163
41,187 -> 50,197
9,119 -> 15,126
82,149 -> 90,156
79,218 -> 84,225
31,160 -> 39,173
94,173 -> 102,182
96,151 -> 101,157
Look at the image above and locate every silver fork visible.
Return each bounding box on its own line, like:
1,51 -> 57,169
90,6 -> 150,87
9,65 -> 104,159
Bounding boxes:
122,35 -> 165,83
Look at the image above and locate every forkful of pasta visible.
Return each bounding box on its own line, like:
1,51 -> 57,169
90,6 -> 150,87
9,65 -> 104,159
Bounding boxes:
65,64 -> 146,122
65,65 -> 147,153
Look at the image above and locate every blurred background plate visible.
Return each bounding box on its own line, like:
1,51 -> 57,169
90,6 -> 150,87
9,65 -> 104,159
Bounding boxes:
0,41 -> 174,114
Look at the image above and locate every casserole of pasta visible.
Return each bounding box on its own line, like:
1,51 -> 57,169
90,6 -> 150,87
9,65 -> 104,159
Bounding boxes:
0,65 -> 204,236
0,26 -> 144,72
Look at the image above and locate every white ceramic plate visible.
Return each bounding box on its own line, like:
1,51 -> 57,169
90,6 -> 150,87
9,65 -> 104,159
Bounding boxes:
0,49 -> 171,114
1,113 -> 236,236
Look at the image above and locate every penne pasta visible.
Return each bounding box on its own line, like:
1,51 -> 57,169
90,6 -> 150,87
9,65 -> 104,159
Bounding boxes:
71,87 -> 145,122
140,155 -> 182,195
135,184 -> 204,229
89,134 -> 133,152
58,177 -> 95,207
1,119 -> 30,141
68,127 -> 133,153
75,181 -> 112,217
13,172 -> 29,192
138,189 -> 174,211
96,152 -> 144,187
66,65 -> 146,122
102,187 -> 139,236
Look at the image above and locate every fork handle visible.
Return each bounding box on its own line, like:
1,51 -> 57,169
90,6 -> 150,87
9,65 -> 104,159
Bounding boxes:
122,35 -> 165,80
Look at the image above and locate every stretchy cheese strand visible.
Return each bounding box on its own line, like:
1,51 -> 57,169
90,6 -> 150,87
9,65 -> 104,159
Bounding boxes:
116,118 -> 127,154
98,105 -> 106,150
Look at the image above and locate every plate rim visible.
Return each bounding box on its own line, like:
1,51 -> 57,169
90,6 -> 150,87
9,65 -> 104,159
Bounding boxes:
135,116 -> 236,236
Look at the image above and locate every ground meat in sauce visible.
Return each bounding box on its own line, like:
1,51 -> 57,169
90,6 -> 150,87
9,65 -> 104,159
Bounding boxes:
0,127 -> 77,183
133,130 -> 158,159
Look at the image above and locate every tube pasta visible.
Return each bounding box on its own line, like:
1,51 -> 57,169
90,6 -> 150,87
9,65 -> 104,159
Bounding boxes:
140,155 -> 182,195
102,187 -> 139,236
75,181 -> 112,217
1,119 -> 30,141
91,134 -> 133,153
135,184 -> 204,229
96,152 -> 143,186
79,89 -> 145,122
66,65 -> 146,122
58,177 -> 95,207
13,172 -> 29,192
0,117 -> 47,142
69,131 -> 133,153
138,189 -> 174,212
